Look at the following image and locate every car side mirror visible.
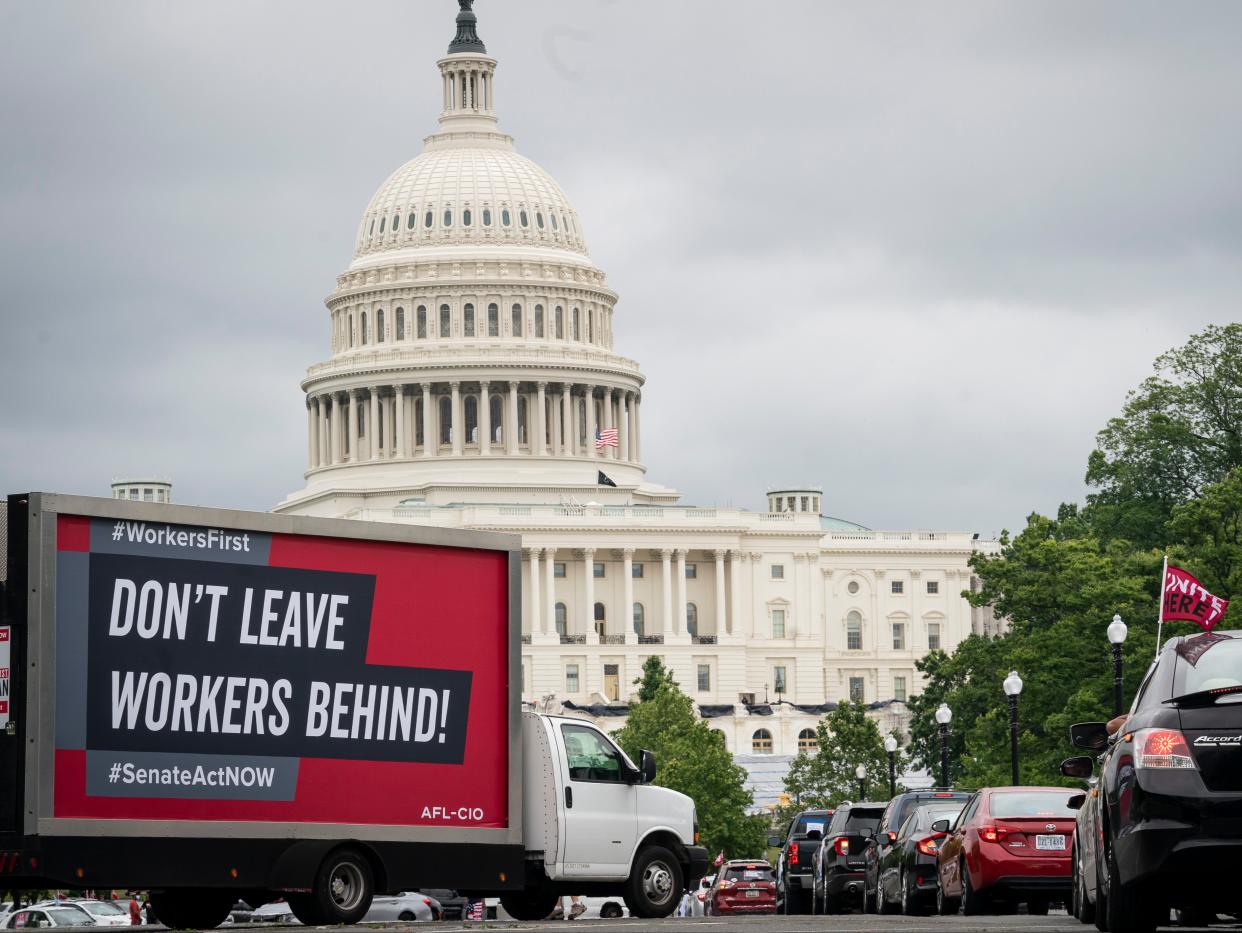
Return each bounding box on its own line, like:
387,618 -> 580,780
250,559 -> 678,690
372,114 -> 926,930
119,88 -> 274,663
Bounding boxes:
931,819 -> 950,833
1068,793 -> 1086,811
767,835 -> 781,848
1069,722 -> 1110,751
1060,755 -> 1095,779
640,750 -> 656,784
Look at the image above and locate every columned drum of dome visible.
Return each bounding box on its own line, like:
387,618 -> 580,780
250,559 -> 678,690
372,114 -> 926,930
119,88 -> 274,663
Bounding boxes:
279,0 -> 673,512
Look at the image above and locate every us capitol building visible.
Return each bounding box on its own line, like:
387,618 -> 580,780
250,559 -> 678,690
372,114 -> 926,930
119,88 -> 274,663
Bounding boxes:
275,2 -> 1000,769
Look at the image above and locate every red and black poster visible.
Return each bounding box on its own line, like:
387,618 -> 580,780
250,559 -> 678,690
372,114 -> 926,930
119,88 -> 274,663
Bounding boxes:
52,514 -> 511,827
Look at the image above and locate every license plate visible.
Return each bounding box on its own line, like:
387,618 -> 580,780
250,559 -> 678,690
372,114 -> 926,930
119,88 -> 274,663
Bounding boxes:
1036,834 -> 1066,850
745,890 -> 760,898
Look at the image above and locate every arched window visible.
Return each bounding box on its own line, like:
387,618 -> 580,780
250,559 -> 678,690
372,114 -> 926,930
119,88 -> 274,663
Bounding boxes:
462,208 -> 472,227
593,601 -> 606,638
517,396 -> 528,444
463,303 -> 475,337
577,396 -> 588,447
550,212 -> 558,230
415,398 -> 425,446
511,303 -> 523,337
368,218 -> 375,236
490,394 -> 503,442
439,396 -> 452,445
536,211 -> 545,229
360,312 -> 369,345
407,212 -> 416,229
443,208 -> 453,227
391,213 -> 399,233
572,307 -> 580,340
555,602 -> 568,637
798,728 -> 818,752
348,313 -> 355,347
534,304 -> 544,338
686,602 -> 699,637
377,309 -> 386,342
395,308 -> 405,340
501,208 -> 511,227
424,210 -> 433,228
482,208 -> 492,226
632,603 -> 645,636
555,306 -> 564,339
846,610 -> 863,651
487,303 -> 499,336
465,396 -> 478,443
416,306 -> 427,339
379,215 -> 386,234
439,304 -> 451,338
588,309 -> 594,343
752,729 -> 773,755
519,209 -> 529,227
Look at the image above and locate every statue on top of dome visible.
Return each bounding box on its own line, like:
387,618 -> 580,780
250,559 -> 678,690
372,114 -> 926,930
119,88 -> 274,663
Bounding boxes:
449,0 -> 487,55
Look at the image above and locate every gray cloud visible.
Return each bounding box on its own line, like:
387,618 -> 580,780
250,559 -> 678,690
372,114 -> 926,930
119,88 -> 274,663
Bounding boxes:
1,1 -> 1238,534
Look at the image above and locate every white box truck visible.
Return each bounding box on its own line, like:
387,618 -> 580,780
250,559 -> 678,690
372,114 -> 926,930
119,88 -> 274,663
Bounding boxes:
0,494 -> 706,926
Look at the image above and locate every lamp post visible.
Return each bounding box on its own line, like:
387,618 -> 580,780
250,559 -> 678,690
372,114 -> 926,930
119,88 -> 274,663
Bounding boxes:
884,735 -> 898,797
1003,670 -> 1024,786
855,763 -> 867,801
1108,613 -> 1128,717
934,703 -> 952,788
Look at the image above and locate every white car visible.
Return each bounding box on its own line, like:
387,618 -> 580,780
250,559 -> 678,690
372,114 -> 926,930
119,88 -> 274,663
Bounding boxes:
3,903 -> 97,928
692,875 -> 716,916
59,902 -> 129,928
362,892 -> 441,922
250,901 -> 297,924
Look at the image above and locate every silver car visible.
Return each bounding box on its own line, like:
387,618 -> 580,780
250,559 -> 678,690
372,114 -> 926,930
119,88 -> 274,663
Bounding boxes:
363,892 -> 441,922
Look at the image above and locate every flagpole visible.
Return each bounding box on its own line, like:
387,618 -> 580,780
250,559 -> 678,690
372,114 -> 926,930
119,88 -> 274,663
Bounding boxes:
1155,552 -> 1168,660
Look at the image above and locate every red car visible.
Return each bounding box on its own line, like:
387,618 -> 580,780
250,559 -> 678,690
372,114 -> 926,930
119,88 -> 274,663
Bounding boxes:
705,860 -> 777,915
934,786 -> 1078,915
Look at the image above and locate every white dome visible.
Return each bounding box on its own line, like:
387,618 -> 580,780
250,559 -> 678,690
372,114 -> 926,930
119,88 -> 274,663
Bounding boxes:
353,147 -> 587,260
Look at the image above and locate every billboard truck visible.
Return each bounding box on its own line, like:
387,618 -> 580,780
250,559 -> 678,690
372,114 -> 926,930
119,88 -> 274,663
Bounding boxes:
0,494 -> 707,927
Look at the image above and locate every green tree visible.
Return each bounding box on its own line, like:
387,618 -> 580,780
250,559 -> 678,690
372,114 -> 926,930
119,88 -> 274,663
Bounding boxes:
613,658 -> 768,859
1169,466 -> 1242,598
782,702 -> 902,807
1086,323 -> 1242,548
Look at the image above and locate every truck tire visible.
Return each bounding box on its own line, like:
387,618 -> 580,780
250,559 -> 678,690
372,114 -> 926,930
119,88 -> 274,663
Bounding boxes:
290,846 -> 374,925
499,889 -> 558,921
149,889 -> 235,930
623,844 -> 683,918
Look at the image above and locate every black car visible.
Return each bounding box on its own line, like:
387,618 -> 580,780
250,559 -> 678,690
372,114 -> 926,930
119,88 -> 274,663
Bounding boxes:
862,789 -> 970,913
874,799 -> 965,915
1061,630 -> 1242,933
769,808 -> 832,914
809,802 -> 886,913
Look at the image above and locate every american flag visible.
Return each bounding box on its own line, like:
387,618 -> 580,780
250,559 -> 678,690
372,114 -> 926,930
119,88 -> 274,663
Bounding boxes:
595,428 -> 618,449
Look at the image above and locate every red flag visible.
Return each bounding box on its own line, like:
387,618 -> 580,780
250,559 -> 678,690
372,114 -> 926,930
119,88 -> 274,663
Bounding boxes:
713,850 -> 725,867
1163,565 -> 1230,633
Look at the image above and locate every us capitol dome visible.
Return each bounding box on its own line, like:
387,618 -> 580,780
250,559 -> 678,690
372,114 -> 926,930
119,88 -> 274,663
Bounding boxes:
276,1 -> 1000,791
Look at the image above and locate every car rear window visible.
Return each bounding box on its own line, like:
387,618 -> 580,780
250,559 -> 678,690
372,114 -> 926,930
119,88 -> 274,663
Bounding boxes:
724,866 -> 775,882
842,808 -> 884,834
793,813 -> 830,836
990,791 -> 1077,819
919,804 -> 964,828
1174,635 -> 1242,696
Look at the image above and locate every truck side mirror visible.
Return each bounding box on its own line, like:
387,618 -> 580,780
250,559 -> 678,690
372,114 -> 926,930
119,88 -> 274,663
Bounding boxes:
1068,793 -> 1086,811
1060,755 -> 1095,779
930,819 -> 950,833
1069,722 -> 1110,751
640,749 -> 657,784
767,835 -> 781,848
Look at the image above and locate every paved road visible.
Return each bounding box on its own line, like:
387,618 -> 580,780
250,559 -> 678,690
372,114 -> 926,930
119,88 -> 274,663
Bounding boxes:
233,913 -> 1239,933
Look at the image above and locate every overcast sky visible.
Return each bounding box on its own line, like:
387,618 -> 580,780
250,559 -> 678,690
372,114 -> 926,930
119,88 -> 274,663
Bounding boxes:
2,1 -> 1238,535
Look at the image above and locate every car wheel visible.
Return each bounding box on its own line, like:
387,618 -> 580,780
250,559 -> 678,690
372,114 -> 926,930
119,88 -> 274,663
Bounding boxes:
600,902 -> 624,919
398,911 -> 416,921
863,877 -> 876,914
1105,845 -> 1156,933
937,873 -> 960,915
961,862 -> 986,916
879,875 -> 898,916
624,845 -> 683,919
499,889 -> 559,922
901,869 -> 922,916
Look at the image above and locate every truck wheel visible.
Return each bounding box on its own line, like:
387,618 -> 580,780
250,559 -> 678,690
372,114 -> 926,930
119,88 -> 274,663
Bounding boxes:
294,846 -> 374,925
499,890 -> 558,921
624,845 -> 683,918
149,889 -> 235,930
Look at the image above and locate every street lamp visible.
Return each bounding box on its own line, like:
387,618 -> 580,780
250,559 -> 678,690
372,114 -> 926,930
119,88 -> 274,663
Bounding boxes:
1003,670 -> 1024,786
1108,613 -> 1128,717
855,763 -> 867,801
934,703 -> 952,788
884,735 -> 898,797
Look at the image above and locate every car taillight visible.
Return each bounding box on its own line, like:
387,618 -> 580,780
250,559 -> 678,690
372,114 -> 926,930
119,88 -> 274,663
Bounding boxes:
979,825 -> 1009,844
917,832 -> 946,856
790,843 -> 799,865
1133,728 -> 1197,770
886,831 -> 897,844
834,836 -> 849,856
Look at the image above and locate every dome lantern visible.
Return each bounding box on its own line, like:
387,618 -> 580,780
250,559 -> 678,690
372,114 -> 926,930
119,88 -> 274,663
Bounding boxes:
448,0 -> 486,55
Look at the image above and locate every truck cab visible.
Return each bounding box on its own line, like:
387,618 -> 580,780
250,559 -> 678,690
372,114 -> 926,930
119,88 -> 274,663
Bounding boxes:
508,713 -> 707,919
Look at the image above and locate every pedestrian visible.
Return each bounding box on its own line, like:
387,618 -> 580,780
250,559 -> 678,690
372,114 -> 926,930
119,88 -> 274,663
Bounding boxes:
128,893 -> 141,926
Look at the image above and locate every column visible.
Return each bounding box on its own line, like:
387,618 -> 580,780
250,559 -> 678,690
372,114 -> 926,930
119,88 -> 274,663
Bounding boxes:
543,547 -> 557,636
627,393 -> 638,463
633,395 -> 641,462
583,548 -> 596,642
661,549 -> 674,638
561,384 -> 572,455
306,399 -> 318,469
394,385 -> 406,458
675,549 -> 688,636
623,548 -> 635,642
318,396 -> 329,466
421,383 -> 434,458
618,392 -> 629,461
506,381 -> 519,455
450,382 -> 463,456
535,382 -> 548,456
729,550 -> 742,636
369,389 -> 381,461
387,393 -> 397,457
602,388 -> 615,459
348,390 -> 361,462
479,381 -> 491,456
585,385 -> 597,457
527,548 -> 541,640
715,549 -> 727,636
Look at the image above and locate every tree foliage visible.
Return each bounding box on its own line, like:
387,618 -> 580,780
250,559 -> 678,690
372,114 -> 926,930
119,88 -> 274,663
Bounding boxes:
782,701 -> 905,807
613,657 -> 768,859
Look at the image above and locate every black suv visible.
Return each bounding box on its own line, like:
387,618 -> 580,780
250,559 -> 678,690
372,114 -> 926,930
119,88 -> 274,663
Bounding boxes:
769,808 -> 832,914
809,801 -> 886,913
1061,631 -> 1242,933
862,790 -> 970,913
